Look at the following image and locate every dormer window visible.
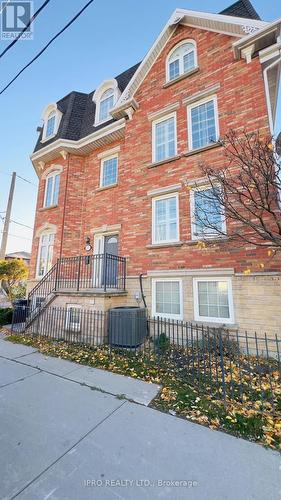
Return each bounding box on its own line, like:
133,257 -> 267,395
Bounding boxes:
99,88 -> 115,122
167,40 -> 197,82
93,79 -> 120,126
46,111 -> 56,138
41,103 -> 62,142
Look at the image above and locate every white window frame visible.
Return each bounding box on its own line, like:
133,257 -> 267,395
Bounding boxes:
190,185 -> 226,240
193,277 -> 234,324
100,154 -> 118,188
36,232 -> 55,279
166,39 -> 198,83
152,278 -> 183,320
187,95 -> 219,151
152,111 -> 177,163
43,171 -> 60,208
65,304 -> 82,332
152,192 -> 180,244
93,79 -> 120,127
41,104 -> 62,142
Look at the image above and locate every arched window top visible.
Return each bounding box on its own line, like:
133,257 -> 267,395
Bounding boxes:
41,103 -> 62,142
93,79 -> 120,126
166,40 -> 197,82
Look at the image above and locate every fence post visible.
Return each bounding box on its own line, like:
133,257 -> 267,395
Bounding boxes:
219,331 -> 227,405
77,256 -> 82,291
103,253 -> 108,292
54,259 -> 60,291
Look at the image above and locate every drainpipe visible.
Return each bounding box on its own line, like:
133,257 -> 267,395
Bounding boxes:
59,152 -> 70,259
263,53 -> 281,135
139,273 -> 147,308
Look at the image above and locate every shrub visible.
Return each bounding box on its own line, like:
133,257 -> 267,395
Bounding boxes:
0,308 -> 13,326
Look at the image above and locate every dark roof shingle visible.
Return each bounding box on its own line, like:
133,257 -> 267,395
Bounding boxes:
220,0 -> 261,20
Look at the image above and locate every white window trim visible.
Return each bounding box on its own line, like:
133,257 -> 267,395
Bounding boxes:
152,278 -> 183,320
152,192 -> 180,245
152,111 -> 177,163
193,277 -> 234,324
65,304 -> 82,332
187,94 -> 219,151
41,103 -> 62,143
43,171 -> 60,208
190,184 -> 226,240
93,79 -> 121,127
36,231 -> 55,279
166,39 -> 198,83
100,154 -> 118,188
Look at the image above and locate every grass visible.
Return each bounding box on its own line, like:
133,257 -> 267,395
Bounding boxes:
5,332 -> 281,451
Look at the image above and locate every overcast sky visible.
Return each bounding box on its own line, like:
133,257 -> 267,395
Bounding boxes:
0,0 -> 279,254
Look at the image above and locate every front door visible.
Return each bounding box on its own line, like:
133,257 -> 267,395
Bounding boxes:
103,235 -> 118,287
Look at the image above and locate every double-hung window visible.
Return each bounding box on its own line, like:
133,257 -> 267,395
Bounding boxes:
152,279 -> 183,320
100,155 -> 118,187
193,277 -> 234,324
99,88 -> 114,122
37,233 -> 55,278
191,186 -> 225,239
152,193 -> 179,244
44,172 -> 60,207
188,96 -> 219,150
152,113 -> 177,163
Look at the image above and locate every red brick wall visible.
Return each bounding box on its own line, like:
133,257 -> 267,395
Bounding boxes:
30,25 -> 277,280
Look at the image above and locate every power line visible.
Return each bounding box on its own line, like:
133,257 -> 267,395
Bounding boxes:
0,0 -> 12,16
0,0 -> 52,59
10,219 -> 33,230
0,0 -> 95,96
0,231 -> 31,241
0,170 -> 37,186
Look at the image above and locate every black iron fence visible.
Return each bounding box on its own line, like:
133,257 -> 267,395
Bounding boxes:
11,305 -> 281,413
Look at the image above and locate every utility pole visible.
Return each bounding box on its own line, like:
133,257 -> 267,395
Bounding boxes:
0,172 -> 16,259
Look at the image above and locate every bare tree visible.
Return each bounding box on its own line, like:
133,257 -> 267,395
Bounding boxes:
192,130 -> 281,257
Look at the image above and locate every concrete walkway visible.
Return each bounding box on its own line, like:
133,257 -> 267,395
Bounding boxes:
0,338 -> 280,500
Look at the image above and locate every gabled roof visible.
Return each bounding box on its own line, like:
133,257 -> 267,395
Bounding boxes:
6,251 -> 31,260
220,0 -> 261,20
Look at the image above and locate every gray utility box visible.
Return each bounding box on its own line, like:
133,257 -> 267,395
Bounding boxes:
108,307 -> 147,348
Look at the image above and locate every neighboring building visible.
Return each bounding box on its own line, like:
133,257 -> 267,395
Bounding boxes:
28,1 -> 281,335
5,251 -> 31,267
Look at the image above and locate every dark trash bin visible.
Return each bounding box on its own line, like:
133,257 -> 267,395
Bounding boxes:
12,299 -> 29,324
108,307 -> 147,348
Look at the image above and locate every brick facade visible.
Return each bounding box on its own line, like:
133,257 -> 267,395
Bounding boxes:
28,23 -> 281,334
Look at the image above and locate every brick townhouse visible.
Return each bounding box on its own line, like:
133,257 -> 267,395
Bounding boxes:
28,0 -> 281,335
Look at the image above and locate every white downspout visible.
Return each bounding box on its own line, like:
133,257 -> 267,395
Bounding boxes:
263,53 -> 281,135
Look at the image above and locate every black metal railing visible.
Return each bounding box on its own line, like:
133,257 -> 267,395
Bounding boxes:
56,253 -> 126,292
28,253 -> 126,314
11,306 -> 281,414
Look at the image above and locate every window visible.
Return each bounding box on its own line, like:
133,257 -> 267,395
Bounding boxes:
167,40 -> 197,82
152,279 -> 183,320
41,104 -> 62,141
66,305 -> 82,332
46,112 -> 56,138
188,96 -> 219,150
37,233 -> 54,277
152,193 -> 179,244
152,113 -> 177,163
99,88 -> 114,122
191,186 -> 225,239
100,156 -> 118,187
44,172 -> 60,207
193,278 -> 234,324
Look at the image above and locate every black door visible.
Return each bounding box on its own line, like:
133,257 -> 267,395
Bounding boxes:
103,235 -> 118,287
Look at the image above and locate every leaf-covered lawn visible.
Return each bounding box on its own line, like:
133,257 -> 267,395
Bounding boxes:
6,333 -> 281,450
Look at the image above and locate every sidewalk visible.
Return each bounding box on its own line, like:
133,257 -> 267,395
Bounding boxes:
0,338 -> 280,500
